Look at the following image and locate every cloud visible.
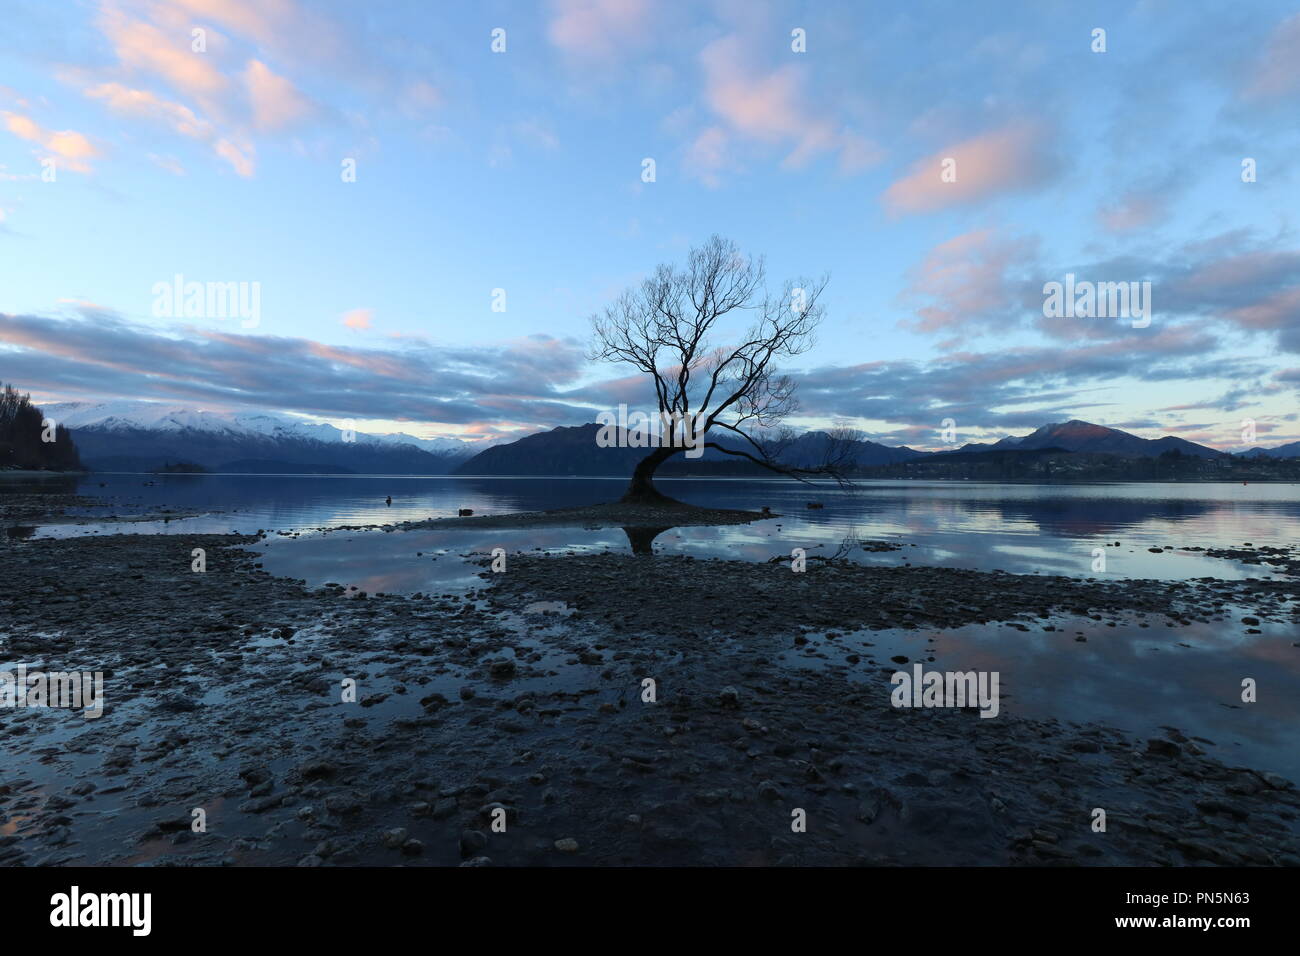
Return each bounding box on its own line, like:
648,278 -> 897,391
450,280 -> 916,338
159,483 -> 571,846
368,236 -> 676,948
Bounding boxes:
0,311 -> 598,429
789,324 -> 1254,439
900,229 -> 1038,340
83,82 -> 254,176
341,308 -> 373,331
1098,188 -> 1171,233
0,111 -> 101,173
65,1 -> 339,176
164,0 -> 350,69
1241,12 -> 1300,101
243,59 -> 314,131
212,138 -> 254,176
401,80 -> 441,114
149,152 -> 186,175
513,118 -> 560,151
1155,239 -> 1300,350
85,82 -> 207,136
547,0 -> 652,61
684,126 -> 729,187
1096,167 -> 1187,234
1007,231 -> 1300,352
1,294 -> 1284,448
881,121 -> 1057,216
689,34 -> 880,181
98,4 -> 231,109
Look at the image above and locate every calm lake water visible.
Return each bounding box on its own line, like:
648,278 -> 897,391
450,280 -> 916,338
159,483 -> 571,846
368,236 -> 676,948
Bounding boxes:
11,472 -> 1300,579
6,473 -> 1299,780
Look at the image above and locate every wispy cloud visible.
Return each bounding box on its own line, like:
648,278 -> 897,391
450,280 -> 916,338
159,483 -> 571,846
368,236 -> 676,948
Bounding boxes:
243,59 -> 314,132
83,81 -> 254,175
882,122 -> 1058,216
900,229 -> 1038,342
687,33 -> 880,184
547,0 -> 653,62
0,110 -> 101,173
1241,12 -> 1300,101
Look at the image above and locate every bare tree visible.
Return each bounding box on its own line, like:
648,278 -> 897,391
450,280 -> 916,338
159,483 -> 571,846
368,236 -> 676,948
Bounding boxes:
588,235 -> 852,503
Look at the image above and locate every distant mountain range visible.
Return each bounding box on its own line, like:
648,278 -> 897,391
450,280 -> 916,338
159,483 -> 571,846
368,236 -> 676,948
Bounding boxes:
43,401 -> 479,474
32,402 -> 1300,475
451,424 -> 929,477
942,419 -> 1228,460
1242,440 -> 1300,459
456,418 -> 1299,476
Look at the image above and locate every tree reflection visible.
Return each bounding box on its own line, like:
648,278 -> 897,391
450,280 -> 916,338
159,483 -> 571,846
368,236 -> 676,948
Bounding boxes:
621,526 -> 672,555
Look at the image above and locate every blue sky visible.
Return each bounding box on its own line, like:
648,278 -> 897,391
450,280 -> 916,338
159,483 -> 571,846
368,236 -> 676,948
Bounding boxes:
2,0 -> 1298,449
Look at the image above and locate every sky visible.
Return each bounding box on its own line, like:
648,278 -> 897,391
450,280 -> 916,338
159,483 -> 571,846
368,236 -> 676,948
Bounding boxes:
1,0 -> 1298,451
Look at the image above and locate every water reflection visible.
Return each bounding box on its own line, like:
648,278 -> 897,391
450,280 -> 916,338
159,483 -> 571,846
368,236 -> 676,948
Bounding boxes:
7,474 -> 1300,570
788,610 -> 1300,782
623,526 -> 671,554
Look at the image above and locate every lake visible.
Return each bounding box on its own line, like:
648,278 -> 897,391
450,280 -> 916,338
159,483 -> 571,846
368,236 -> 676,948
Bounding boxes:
10,472 -> 1300,578
5,471 -> 1300,785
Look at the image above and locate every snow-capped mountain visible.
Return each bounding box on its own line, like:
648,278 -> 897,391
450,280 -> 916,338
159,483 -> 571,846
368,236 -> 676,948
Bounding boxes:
41,401 -> 482,474
42,402 -> 472,452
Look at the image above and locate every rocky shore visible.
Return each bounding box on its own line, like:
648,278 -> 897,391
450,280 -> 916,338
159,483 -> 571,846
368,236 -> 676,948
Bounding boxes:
1,497 -> 1298,867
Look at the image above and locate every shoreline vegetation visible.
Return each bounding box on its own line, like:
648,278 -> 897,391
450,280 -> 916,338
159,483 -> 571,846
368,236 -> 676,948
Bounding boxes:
0,385 -> 82,473
1,488 -> 1298,866
0,467 -> 90,475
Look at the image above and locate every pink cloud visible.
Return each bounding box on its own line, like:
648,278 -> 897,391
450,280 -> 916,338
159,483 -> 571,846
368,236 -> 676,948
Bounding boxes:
1097,188 -> 1169,233
341,308 -> 373,331
547,0 -> 652,60
83,82 -> 254,176
1225,287 -> 1300,331
688,34 -> 880,183
901,228 -> 1036,336
69,1 -> 333,177
1242,13 -> 1300,101
243,59 -> 314,131
86,82 -> 211,137
163,0 -> 348,68
0,111 -> 101,173
881,122 -> 1056,216
1183,250 -> 1295,296
98,6 -> 231,109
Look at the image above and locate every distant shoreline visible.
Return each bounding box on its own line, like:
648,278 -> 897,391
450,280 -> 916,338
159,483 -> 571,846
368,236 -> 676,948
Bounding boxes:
0,467 -> 89,476
5,469 -> 1298,485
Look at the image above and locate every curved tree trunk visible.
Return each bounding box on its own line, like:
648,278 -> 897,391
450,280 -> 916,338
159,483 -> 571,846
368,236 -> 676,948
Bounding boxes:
621,446 -> 681,503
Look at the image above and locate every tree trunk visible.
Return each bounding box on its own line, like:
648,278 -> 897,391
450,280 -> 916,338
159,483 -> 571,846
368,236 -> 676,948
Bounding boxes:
621,446 -> 681,503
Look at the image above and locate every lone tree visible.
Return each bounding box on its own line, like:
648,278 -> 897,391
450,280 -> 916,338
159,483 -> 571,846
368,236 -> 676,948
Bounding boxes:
589,235 -> 858,504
